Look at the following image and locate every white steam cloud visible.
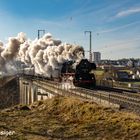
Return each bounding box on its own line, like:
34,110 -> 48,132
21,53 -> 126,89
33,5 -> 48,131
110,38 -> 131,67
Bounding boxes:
0,32 -> 84,77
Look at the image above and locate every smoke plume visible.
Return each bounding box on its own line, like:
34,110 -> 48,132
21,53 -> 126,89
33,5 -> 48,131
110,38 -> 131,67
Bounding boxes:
0,32 -> 84,77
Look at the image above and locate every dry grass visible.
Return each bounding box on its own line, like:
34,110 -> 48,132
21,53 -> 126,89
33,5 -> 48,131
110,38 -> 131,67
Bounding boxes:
0,96 -> 140,140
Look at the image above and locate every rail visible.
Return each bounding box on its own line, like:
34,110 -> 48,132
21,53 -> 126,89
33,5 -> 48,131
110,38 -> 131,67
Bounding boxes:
98,80 -> 140,92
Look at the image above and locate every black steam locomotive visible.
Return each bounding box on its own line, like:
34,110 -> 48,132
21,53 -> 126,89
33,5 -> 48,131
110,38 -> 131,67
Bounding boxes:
61,59 -> 96,88
22,59 -> 96,88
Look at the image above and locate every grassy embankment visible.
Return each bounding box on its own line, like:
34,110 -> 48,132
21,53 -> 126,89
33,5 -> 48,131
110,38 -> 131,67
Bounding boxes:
0,96 -> 140,140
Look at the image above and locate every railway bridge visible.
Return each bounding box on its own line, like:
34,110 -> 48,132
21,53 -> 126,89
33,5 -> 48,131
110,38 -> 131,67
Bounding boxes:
19,76 -> 120,109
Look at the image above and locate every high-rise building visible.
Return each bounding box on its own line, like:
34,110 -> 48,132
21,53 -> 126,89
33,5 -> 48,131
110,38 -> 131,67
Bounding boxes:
93,52 -> 101,64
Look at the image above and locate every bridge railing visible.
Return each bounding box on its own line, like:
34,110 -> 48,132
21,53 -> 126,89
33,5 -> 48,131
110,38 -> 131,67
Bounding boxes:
34,79 -> 120,108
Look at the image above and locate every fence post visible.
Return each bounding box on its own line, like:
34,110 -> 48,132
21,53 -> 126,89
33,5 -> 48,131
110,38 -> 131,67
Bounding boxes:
100,92 -> 101,103
100,80 -> 101,86
109,94 -> 110,105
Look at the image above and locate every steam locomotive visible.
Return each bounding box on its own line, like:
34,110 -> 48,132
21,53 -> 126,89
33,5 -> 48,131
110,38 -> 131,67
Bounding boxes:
61,59 -> 96,88
22,59 -> 96,88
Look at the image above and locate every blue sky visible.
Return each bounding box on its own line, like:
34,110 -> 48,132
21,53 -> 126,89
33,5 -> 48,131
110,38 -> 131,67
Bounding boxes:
0,0 -> 140,59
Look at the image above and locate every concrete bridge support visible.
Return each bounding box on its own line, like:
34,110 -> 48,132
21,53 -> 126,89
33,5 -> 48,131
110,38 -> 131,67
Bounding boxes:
19,77 -> 54,105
